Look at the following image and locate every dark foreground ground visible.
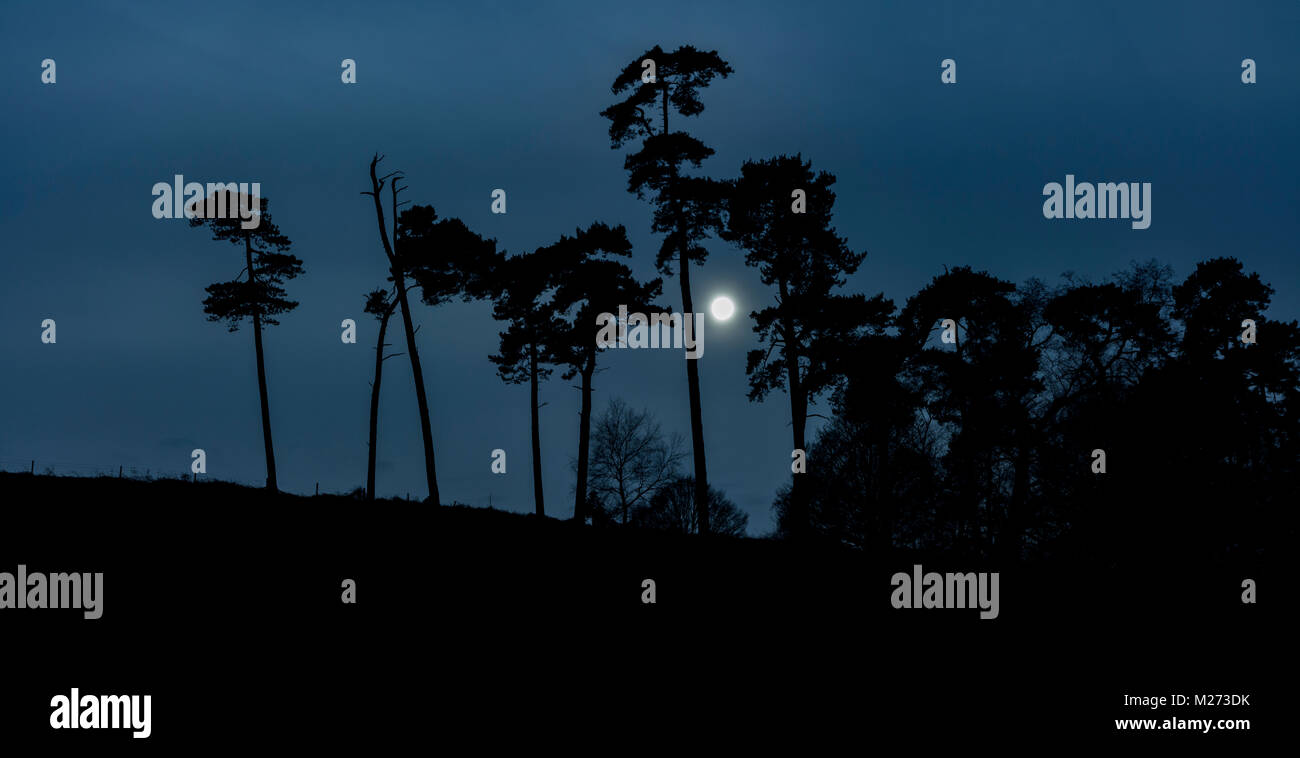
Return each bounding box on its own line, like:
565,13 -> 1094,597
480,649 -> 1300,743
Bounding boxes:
0,473 -> 1274,748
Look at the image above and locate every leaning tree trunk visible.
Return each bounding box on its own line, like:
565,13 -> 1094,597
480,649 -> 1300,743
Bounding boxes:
366,304 -> 394,500
392,276 -> 439,505
368,158 -> 440,505
573,349 -> 596,522
246,236 -> 278,492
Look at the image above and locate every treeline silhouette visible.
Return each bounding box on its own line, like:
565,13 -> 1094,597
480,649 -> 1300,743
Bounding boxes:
171,44 -> 1292,567
775,258 -> 1297,566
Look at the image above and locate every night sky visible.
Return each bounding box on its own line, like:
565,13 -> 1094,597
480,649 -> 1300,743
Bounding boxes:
2,1 -> 1296,534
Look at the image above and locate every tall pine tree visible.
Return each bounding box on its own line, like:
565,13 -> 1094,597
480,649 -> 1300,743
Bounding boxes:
601,45 -> 732,533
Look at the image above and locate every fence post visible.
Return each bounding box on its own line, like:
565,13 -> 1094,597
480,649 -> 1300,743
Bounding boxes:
119,465 -> 123,478
315,482 -> 319,496
30,460 -> 34,475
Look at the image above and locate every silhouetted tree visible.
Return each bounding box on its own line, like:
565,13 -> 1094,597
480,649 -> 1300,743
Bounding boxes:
896,266 -> 1043,556
362,156 -> 499,505
192,189 -> 302,492
602,44 -> 732,533
547,223 -> 662,522
1033,263 -> 1176,559
399,206 -> 499,305
634,476 -> 748,537
486,250 -> 565,516
362,156 -> 440,504
774,332 -> 938,549
1145,257 -> 1300,560
785,255 -> 1294,569
363,287 -> 401,501
722,154 -> 892,539
589,397 -> 685,524
398,203 -> 497,498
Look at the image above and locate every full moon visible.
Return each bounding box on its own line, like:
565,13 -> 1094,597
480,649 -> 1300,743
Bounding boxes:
710,296 -> 735,321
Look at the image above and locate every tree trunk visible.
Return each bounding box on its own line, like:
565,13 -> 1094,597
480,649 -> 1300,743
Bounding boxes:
529,340 -> 545,516
573,349 -> 596,522
1004,419 -> 1031,563
662,81 -> 710,534
366,306 -> 394,501
780,294 -> 808,539
619,475 -> 628,525
246,236 -> 277,492
393,277 -> 439,505
679,220 -> 710,535
368,158 -> 440,505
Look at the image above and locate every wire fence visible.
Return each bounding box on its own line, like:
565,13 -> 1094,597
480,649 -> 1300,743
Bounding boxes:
0,455 -> 269,489
0,456 -> 486,502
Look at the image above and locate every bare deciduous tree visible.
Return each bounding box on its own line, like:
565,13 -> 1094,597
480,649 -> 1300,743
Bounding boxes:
634,476 -> 748,537
589,398 -> 685,524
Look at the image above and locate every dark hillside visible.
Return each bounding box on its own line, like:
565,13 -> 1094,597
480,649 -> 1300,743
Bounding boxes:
0,472 -> 1272,745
